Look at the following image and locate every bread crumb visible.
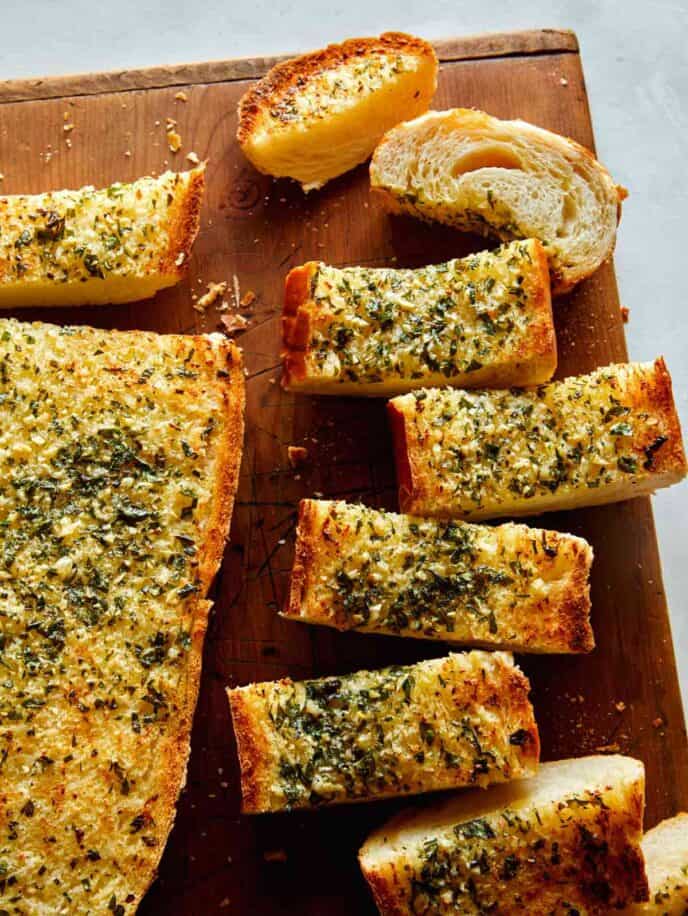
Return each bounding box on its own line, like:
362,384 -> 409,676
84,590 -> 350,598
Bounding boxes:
124,150 -> 132,158
263,849 -> 287,863
167,129 -> 182,153
174,91 -> 188,102
65,138 -> 72,150
0,173 -> 4,182
652,716 -> 664,728
240,290 -> 256,308
165,117 -> 182,153
615,700 -> 626,712
232,273 -> 241,309
220,313 -> 249,336
186,151 -> 200,165
63,122 -> 75,133
219,898 -> 230,908
595,742 -> 620,753
175,252 -> 186,268
195,281 -> 227,311
620,306 -> 630,323
560,77 -> 568,86
288,446 -> 309,468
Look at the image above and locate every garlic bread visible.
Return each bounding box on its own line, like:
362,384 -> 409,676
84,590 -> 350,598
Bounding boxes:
283,499 -> 593,653
282,239 -> 556,395
627,813 -> 688,914
227,651 -> 538,814
389,358 -> 687,520
370,108 -> 626,294
237,33 -> 437,191
359,755 -> 648,915
0,166 -> 204,307
0,317 -> 244,913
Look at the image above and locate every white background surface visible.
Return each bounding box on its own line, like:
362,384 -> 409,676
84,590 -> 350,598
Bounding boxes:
1,0 -> 687,707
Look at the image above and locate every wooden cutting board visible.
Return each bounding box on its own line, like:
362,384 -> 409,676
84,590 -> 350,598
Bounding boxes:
1,28 -> 686,915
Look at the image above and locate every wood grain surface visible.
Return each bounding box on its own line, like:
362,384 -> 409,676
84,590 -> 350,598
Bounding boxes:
0,30 -> 685,916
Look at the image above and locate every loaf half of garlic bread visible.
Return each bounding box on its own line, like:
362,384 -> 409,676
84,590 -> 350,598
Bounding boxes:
370,108 -> 625,294
282,239 -> 556,395
359,755 -> 648,915
0,317 -> 244,913
283,499 -> 593,652
389,358 -> 687,520
627,813 -> 688,914
227,651 -> 539,814
237,32 -> 437,191
0,166 -> 204,307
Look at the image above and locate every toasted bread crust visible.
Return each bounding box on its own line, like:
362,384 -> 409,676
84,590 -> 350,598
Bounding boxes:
105,334 -> 245,910
282,241 -> 556,394
389,358 -> 687,520
237,32 -> 436,145
160,164 -> 205,279
228,653 -> 539,814
284,499 -> 593,653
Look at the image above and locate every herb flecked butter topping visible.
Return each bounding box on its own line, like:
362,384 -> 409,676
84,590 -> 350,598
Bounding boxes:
228,651 -> 538,813
0,317 -> 241,912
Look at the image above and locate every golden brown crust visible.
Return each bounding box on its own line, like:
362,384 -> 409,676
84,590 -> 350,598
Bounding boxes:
135,335 -> 245,904
281,261 -> 318,387
521,239 -> 557,370
160,165 -> 205,278
283,498 -> 317,620
226,683 -> 277,814
387,397 -> 422,514
237,33 -> 436,145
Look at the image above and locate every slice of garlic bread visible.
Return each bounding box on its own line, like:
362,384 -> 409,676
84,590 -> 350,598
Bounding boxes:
0,166 -> 204,307
283,499 -> 593,653
389,358 -> 687,520
359,755 -> 648,915
282,239 -> 556,395
227,651 -> 538,814
237,33 -> 437,191
627,813 -> 688,914
370,108 -> 626,294
0,317 -> 244,913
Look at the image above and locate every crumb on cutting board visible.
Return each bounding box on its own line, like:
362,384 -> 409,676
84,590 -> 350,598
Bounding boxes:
194,281 -> 227,312
621,306 -> 630,323
165,117 -> 182,153
240,290 -> 256,308
220,313 -> 249,336
287,446 -> 309,468
186,151 -> 200,165
174,91 -> 188,102
263,849 -> 287,864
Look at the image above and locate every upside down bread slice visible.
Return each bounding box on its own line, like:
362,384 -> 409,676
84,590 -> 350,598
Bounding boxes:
283,499 -> 593,653
627,813 -> 688,914
359,755 -> 648,915
0,166 -> 204,307
370,108 -> 626,294
227,651 -> 539,814
0,317 -> 244,913
282,239 -> 556,395
389,358 -> 687,520
237,33 -> 437,191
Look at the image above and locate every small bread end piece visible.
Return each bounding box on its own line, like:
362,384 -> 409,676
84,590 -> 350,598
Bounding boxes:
238,33 -> 438,191
359,755 -> 648,915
